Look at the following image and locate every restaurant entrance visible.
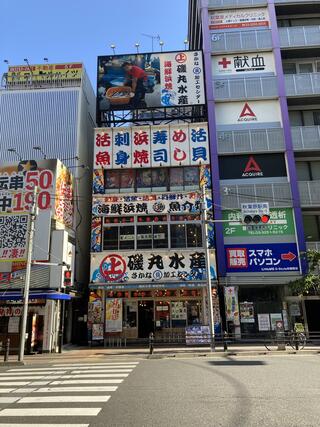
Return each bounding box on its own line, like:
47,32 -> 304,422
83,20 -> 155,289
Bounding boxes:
138,300 -> 154,338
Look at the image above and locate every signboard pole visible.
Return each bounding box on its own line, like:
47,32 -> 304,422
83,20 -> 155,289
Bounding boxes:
202,185 -> 215,352
18,187 -> 38,362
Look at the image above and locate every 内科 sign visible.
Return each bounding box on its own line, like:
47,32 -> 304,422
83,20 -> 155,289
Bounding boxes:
225,243 -> 300,273
91,250 -> 217,284
93,123 -> 209,169
212,52 -> 275,76
209,8 -> 269,30
223,208 -> 295,237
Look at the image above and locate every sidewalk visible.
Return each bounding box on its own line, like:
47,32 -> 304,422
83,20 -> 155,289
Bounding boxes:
1,343 -> 320,365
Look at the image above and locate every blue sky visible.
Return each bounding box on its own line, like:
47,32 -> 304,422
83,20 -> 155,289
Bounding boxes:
0,0 -> 188,90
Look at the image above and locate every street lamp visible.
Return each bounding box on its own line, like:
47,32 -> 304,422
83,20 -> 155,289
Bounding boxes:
110,44 -> 116,55
184,39 -> 189,50
135,43 -> 140,53
7,148 -> 23,161
33,146 -> 47,159
159,40 -> 164,52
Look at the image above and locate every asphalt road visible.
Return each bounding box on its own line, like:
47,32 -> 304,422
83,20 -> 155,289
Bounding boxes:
0,354 -> 319,426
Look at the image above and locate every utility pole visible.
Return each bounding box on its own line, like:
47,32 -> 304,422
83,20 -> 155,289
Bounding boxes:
18,186 -> 38,362
201,184 -> 215,352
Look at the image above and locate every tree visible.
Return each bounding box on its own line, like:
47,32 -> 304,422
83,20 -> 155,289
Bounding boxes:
289,250 -> 320,296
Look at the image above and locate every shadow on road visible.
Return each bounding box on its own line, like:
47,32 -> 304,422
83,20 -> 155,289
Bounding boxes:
208,359 -> 266,366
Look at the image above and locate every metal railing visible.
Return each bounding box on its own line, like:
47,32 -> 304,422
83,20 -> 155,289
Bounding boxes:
291,126 -> 320,151
211,29 -> 273,53
279,26 -> 320,48
208,0 -> 266,7
214,75 -> 278,101
220,183 -> 292,209
217,128 -> 285,154
298,180 -> 320,207
285,73 -> 320,97
306,241 -> 320,251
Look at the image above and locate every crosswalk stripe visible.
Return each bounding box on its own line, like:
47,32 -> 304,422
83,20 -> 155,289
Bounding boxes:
0,408 -> 102,416
33,386 -> 118,392
0,382 -> 30,386
0,398 -> 19,404
0,376 -> 64,380
0,372 -> 66,376
66,373 -> 129,378
50,379 -> 123,385
0,390 -> 15,394
12,389 -> 36,394
8,368 -> 69,372
65,365 -> 136,370
71,369 -> 133,373
0,425 -> 89,427
18,396 -> 111,403
53,362 -> 139,367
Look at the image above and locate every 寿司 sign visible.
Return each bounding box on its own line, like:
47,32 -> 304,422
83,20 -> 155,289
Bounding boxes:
209,8 -> 269,31
93,123 -> 209,169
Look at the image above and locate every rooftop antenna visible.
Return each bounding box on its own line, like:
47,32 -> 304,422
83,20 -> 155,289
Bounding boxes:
141,33 -> 161,52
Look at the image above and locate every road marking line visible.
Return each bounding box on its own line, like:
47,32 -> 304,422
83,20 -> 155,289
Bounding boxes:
71,369 -> 133,374
0,425 -> 89,427
0,398 -> 19,404
18,396 -> 111,403
33,386 -> 118,392
0,390 -> 15,393
29,381 -> 50,386
8,368 -> 68,372
50,379 -> 123,385
53,362 -> 139,367
0,376 -> 62,380
0,408 -> 102,416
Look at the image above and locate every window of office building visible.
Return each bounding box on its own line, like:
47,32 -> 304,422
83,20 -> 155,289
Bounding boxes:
303,215 -> 320,241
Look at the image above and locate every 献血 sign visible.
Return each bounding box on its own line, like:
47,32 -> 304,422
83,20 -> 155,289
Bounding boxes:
223,208 -> 295,238
212,52 -> 275,76
93,123 -> 209,169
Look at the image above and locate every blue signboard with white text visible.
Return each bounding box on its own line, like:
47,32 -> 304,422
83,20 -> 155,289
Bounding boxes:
225,243 -> 300,273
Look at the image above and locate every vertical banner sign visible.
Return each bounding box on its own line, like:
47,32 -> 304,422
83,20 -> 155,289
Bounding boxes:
132,126 -> 151,168
105,298 -> 123,332
170,124 -> 190,166
151,125 -> 170,167
189,122 -> 209,165
224,286 -> 240,325
112,128 -> 132,169
94,128 -> 113,169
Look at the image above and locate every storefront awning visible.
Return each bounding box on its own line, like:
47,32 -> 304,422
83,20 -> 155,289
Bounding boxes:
89,281 -> 217,291
0,291 -> 72,301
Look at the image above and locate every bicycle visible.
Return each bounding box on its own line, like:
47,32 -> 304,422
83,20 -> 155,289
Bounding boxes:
264,330 -> 306,351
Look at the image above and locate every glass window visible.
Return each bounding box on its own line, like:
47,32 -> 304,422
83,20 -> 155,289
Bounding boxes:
186,224 -> 202,248
170,168 -> 184,190
282,63 -> 296,74
313,112 -> 320,125
296,162 -> 311,181
152,169 -> 168,190
137,225 -> 152,249
289,111 -> 303,126
155,302 -> 170,329
303,216 -> 320,241
120,170 -> 135,193
298,63 -> 313,74
136,169 -> 152,190
171,224 -> 186,248
310,161 -> 320,180
187,301 -> 201,325
103,226 -> 119,250
184,167 -> 199,189
104,171 -> 120,192
119,226 -> 134,250
153,224 -> 168,248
